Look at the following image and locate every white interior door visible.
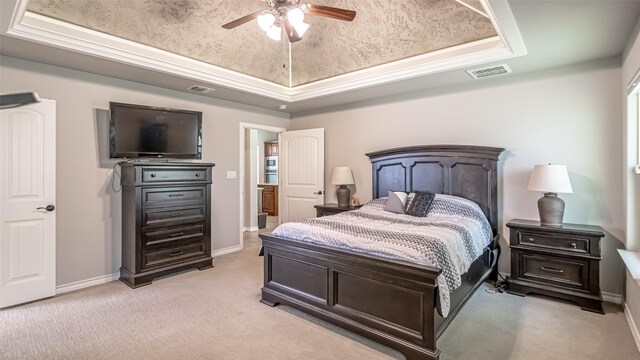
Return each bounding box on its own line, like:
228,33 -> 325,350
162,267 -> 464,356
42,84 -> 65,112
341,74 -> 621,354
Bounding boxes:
0,99 -> 56,308
279,128 -> 324,223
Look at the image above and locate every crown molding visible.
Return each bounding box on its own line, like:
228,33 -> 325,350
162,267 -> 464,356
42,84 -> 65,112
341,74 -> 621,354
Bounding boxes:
2,0 -> 526,104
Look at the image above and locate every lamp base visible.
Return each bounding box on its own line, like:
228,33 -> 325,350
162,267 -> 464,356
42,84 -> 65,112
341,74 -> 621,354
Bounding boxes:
336,185 -> 351,208
538,192 -> 565,226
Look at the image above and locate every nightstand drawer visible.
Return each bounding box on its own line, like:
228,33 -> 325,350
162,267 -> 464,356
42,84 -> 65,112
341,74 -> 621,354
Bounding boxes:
317,209 -> 339,217
519,253 -> 588,290
517,232 -> 589,254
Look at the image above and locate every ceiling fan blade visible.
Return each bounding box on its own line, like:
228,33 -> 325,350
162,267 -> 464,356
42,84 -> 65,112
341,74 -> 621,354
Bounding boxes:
283,21 -> 302,43
222,10 -> 262,29
305,4 -> 356,22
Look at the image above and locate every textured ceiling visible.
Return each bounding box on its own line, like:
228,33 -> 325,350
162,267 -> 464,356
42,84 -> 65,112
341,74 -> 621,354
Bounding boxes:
26,0 -> 497,87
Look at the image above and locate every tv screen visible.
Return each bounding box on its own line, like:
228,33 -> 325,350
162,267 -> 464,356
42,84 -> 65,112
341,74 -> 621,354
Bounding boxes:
109,102 -> 202,159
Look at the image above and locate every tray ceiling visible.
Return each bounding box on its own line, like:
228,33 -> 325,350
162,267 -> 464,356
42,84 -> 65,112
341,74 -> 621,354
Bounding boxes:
26,0 -> 498,88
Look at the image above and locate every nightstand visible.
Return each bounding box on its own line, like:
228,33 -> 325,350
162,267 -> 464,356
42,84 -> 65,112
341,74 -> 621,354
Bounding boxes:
507,219 -> 605,313
314,203 -> 362,217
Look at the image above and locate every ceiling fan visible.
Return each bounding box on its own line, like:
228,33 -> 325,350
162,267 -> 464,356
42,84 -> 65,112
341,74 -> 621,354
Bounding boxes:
222,0 -> 356,43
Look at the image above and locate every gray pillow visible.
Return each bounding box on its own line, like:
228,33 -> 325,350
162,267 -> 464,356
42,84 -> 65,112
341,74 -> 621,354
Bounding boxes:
405,191 -> 435,217
384,191 -> 408,214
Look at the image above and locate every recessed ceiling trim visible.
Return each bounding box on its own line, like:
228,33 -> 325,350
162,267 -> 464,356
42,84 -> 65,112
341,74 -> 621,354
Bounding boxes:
289,37 -> 512,102
7,9 -> 292,101
482,0 -> 527,59
2,0 -> 526,104
455,0 -> 489,18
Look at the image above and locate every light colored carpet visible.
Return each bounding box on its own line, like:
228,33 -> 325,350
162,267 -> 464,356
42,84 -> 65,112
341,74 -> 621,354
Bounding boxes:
1,217 -> 638,360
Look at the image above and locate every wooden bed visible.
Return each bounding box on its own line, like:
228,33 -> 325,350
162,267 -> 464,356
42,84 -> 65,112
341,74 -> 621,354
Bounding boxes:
259,145 -> 504,360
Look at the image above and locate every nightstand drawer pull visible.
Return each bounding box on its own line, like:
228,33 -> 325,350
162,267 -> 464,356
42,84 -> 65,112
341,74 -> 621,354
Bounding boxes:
169,232 -> 184,237
540,266 -> 564,273
168,251 -> 184,257
528,237 -> 535,242
570,242 -> 577,249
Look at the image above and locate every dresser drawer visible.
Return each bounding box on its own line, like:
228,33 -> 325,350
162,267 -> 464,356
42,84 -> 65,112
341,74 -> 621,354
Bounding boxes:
142,224 -> 205,248
519,252 -> 588,290
141,168 -> 208,183
143,205 -> 206,228
142,186 -> 206,207
517,231 -> 589,254
142,242 -> 206,271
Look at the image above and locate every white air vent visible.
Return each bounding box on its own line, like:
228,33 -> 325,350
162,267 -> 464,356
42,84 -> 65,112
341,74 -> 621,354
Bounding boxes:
187,85 -> 215,93
466,64 -> 512,79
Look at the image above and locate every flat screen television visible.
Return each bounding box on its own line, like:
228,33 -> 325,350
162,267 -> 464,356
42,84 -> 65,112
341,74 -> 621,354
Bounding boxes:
109,102 -> 202,159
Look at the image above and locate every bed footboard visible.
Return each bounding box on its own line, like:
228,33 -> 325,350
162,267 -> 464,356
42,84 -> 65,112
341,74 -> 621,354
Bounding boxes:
260,234 -> 443,360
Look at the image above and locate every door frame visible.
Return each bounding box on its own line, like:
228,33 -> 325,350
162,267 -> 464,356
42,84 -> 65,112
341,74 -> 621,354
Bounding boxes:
238,122 -> 286,251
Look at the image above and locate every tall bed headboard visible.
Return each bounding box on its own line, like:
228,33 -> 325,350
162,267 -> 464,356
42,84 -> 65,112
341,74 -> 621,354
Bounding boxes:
366,145 -> 504,232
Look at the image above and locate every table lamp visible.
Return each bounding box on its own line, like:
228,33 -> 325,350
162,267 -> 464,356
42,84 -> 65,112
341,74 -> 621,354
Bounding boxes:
331,166 -> 354,208
527,164 -> 573,226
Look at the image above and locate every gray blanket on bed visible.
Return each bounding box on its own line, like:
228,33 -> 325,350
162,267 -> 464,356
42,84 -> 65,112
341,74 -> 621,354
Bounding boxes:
271,194 -> 492,317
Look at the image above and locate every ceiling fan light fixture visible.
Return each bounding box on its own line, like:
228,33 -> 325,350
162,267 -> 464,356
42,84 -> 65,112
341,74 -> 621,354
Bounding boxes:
266,25 -> 282,41
287,7 -> 305,26
257,12 -> 276,32
292,21 -> 309,37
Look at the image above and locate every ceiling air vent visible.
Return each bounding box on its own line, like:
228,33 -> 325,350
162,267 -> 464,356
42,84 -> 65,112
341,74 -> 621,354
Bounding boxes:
466,64 -> 512,80
187,85 -> 215,94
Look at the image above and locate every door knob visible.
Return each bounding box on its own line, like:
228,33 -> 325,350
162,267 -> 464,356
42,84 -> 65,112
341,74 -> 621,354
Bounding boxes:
314,190 -> 323,195
37,205 -> 55,212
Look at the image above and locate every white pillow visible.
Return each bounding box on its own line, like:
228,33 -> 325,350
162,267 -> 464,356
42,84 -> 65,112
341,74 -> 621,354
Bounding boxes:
384,191 -> 408,214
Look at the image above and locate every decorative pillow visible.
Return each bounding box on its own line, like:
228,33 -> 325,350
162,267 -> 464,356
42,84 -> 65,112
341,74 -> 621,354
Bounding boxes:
383,191 -> 408,214
405,191 -> 435,217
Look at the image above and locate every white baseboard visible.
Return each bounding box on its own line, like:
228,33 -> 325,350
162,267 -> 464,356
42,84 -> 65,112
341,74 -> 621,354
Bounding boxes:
56,272 -> 119,295
211,244 -> 243,258
602,291 -> 623,304
624,303 -> 640,353
55,244 -> 246,295
242,226 -> 259,232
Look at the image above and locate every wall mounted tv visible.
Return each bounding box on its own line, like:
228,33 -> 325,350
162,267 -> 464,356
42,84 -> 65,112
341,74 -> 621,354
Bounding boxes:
109,102 -> 202,159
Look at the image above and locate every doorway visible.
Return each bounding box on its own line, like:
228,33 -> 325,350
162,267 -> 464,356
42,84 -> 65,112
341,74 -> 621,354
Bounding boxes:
239,123 -> 285,251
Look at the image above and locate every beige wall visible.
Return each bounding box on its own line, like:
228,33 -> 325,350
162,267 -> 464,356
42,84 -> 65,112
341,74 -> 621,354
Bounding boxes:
291,58 -> 625,296
0,56 -> 290,286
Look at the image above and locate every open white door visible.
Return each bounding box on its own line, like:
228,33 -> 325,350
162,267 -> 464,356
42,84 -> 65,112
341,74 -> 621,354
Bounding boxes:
0,99 -> 56,308
279,128 -> 324,223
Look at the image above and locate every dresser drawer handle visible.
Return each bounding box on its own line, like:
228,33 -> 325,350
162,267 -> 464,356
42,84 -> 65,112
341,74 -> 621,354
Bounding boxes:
150,174 -> 156,178
541,266 -> 564,273
528,237 -> 535,242
169,232 -> 184,237
570,242 -> 577,249
168,212 -> 184,217
168,251 -> 184,257
195,173 -> 200,177
169,194 -> 185,197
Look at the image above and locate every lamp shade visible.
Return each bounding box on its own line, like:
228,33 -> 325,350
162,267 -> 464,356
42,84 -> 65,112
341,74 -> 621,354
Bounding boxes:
331,166 -> 354,185
527,165 -> 573,193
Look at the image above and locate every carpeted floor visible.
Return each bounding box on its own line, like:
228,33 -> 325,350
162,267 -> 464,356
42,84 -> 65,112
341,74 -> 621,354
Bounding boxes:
1,217 -> 638,360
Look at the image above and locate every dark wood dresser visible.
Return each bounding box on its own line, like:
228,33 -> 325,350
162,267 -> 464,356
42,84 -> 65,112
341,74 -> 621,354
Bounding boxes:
314,203 -> 362,217
507,219 -> 605,313
119,162 -> 214,288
